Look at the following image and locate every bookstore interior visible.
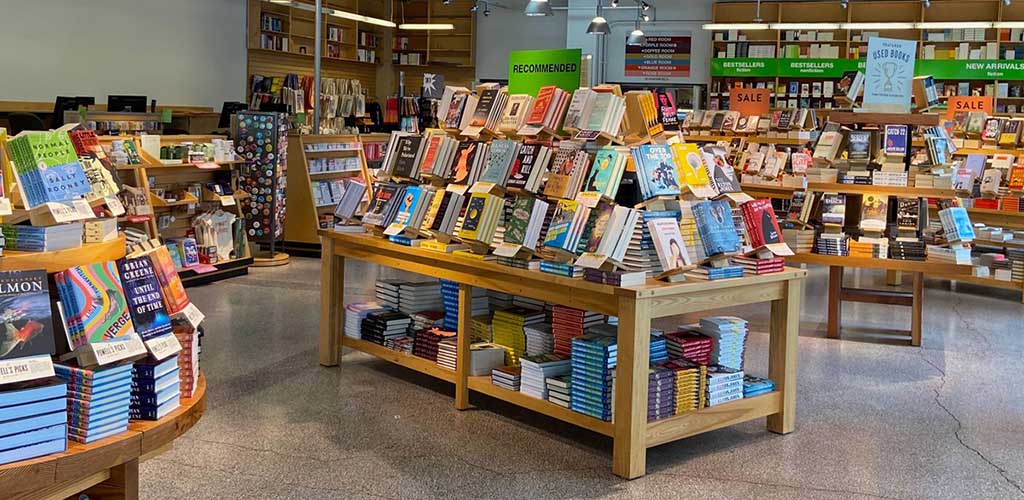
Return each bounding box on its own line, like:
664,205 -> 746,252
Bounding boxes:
2,0 -> 1024,498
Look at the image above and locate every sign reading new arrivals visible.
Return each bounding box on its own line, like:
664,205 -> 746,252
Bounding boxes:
508,48 -> 582,96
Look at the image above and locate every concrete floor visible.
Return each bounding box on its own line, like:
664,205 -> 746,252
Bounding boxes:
140,257 -> 1024,500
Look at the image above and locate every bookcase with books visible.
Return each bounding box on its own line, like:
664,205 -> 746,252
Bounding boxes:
0,125 -> 207,498
388,0 -> 477,95
284,134 -> 375,251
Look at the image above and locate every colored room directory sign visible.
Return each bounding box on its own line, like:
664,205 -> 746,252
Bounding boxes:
624,35 -> 691,78
508,48 -> 582,96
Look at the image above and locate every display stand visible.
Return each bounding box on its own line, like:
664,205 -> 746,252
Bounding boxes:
234,111 -> 290,268
318,230 -> 806,479
0,374 -> 206,500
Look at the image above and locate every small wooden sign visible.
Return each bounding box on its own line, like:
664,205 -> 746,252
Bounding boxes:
947,96 -> 993,119
729,88 -> 771,116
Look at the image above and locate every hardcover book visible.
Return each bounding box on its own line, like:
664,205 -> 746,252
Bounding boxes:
526,86 -> 556,125
479,140 -> 518,186
506,143 -> 545,191
115,257 -> 172,341
859,193 -> 889,232
692,200 -> 741,257
449,142 -> 480,185
633,145 -> 681,199
0,270 -> 56,360
544,199 -> 580,250
7,129 -> 92,208
740,199 -> 783,248
56,262 -> 136,349
392,136 -> 424,179
884,125 -> 908,157
363,183 -> 406,227
583,147 -> 624,198
648,218 -> 691,272
145,247 -> 190,316
503,196 -> 535,247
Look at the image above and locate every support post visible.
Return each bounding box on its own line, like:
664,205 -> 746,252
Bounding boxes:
768,278 -> 802,434
82,459 -> 139,500
612,296 -> 650,480
455,284 -> 472,410
319,236 -> 344,366
827,266 -> 843,339
910,272 -> 924,347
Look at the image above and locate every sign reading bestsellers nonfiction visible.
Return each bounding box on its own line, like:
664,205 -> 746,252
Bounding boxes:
624,35 -> 691,79
508,48 -> 582,96
862,36 -> 918,113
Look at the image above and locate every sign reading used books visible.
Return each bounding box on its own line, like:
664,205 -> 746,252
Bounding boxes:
508,48 -> 582,96
947,96 -> 993,120
729,88 -> 770,116
624,34 -> 691,79
863,36 -> 917,113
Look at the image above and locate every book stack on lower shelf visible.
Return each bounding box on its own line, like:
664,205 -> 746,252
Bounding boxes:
0,381 -> 67,465
57,363 -> 133,444
130,356 -> 181,421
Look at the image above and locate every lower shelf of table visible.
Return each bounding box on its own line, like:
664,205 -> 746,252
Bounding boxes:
343,335 -> 783,448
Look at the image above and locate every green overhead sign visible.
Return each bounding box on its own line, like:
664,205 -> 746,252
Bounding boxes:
915,59 -> 1024,80
777,59 -> 864,78
508,48 -> 582,96
711,58 -> 777,77
713,57 -> 1024,80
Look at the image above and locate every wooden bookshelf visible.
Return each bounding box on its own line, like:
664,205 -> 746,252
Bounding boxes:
388,0 -> 476,94
320,231 -> 806,479
806,182 -> 957,198
0,236 -> 126,273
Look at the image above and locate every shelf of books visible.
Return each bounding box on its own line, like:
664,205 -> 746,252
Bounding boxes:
313,81 -> 812,479
101,135 -> 254,287
284,134 -> 374,253
710,0 -> 1024,114
0,124 -> 208,497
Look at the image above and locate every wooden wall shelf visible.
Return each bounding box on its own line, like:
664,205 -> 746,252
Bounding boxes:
0,236 -> 126,273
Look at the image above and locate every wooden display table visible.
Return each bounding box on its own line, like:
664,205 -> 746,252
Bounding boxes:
0,374 -> 206,500
0,236 -> 126,273
786,254 -> 972,346
319,231 -> 806,479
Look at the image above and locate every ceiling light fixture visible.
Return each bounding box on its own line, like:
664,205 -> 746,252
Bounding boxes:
325,8 -> 396,27
918,21 -> 991,29
773,23 -> 841,30
611,0 -> 619,6
641,1 -> 650,11
642,13 -> 650,22
524,0 -> 553,16
587,2 -> 611,35
399,23 -> 455,29
701,23 -> 771,30
839,0 -> 849,8
1004,0 -> 1012,6
626,18 -> 646,45
484,5 -> 490,15
839,22 -> 917,30
922,0 -> 931,7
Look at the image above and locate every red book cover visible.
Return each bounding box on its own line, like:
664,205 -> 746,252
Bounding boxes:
741,199 -> 782,248
527,86 -> 556,125
420,136 -> 441,175
975,198 -> 999,210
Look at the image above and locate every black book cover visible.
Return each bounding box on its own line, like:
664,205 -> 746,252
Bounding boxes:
116,257 -> 172,341
393,136 -> 423,179
0,270 -> 56,361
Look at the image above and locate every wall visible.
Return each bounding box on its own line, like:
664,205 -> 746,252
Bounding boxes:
475,0 -> 569,81
0,0 -> 246,108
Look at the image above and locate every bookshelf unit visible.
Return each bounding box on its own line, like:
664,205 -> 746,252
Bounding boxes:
388,0 -> 476,95
710,0 -> 1024,113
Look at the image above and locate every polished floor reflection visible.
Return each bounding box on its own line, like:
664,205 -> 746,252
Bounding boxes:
141,257 -> 1024,500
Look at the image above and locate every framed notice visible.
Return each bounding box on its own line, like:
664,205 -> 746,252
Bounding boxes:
625,34 -> 691,79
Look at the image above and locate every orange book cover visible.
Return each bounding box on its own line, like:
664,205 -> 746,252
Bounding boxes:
148,246 -> 190,314
420,136 -> 441,175
527,86 -> 556,125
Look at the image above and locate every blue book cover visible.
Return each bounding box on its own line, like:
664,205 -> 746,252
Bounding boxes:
133,356 -> 180,380
69,405 -> 128,429
69,422 -> 129,444
116,257 -> 172,341
884,125 -> 908,156
0,437 -> 66,466
583,148 -> 620,196
132,387 -> 180,409
54,363 -> 134,383
131,369 -> 179,394
68,385 -> 132,406
70,414 -> 129,437
0,381 -> 66,409
692,200 -> 741,257
948,207 -> 976,240
634,145 -> 680,199
130,396 -> 181,421
0,411 -> 65,438
0,423 -> 65,452
61,373 -> 134,394
389,185 -> 423,229
543,200 -> 579,250
479,140 -> 518,186
0,397 -> 65,423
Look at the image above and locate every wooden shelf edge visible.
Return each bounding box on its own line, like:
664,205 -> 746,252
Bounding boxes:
645,391 -> 781,448
0,236 -> 126,273
467,376 -> 615,437
787,253 -> 973,275
806,182 -> 956,198
341,336 -> 457,383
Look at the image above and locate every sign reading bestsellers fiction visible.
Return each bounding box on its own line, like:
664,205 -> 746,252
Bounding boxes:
863,36 -> 918,113
508,48 -> 582,96
624,35 -> 691,79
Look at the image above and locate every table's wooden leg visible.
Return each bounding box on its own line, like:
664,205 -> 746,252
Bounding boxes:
911,272 -> 923,347
319,236 -> 344,366
82,459 -> 139,500
827,266 -> 843,339
455,284 -> 472,410
768,278 -> 802,434
886,270 -> 902,286
612,297 -> 651,480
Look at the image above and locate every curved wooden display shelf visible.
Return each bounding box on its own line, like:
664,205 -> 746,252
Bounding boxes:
0,373 -> 206,500
0,236 -> 126,273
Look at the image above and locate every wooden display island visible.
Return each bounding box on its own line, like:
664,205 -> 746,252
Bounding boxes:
0,373 -> 206,500
318,231 -> 806,479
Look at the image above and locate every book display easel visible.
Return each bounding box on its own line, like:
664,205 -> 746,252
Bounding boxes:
284,134 -> 374,253
0,125 -> 208,496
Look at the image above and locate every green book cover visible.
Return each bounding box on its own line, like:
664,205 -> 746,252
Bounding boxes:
584,148 -> 618,195
504,196 -> 534,246
584,93 -> 612,131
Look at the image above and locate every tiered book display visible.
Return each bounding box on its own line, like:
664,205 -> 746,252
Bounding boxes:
0,125 -> 207,498
318,81 -> 807,479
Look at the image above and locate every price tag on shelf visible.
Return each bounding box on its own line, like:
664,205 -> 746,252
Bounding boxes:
104,196 -> 126,217
145,334 -> 182,361
179,303 -> 206,329
0,354 -> 55,385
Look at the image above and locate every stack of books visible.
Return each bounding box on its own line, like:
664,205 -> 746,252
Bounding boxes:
0,380 -> 67,465
487,291 -> 514,309
523,323 -> 554,356
398,282 -> 442,314
492,307 -> 545,365
384,336 -> 414,354
664,330 -> 712,365
174,324 -> 200,398
926,245 -> 972,265
375,279 -> 403,308
698,317 -> 748,371
130,357 -> 181,421
582,269 -> 647,286
440,280 -> 461,331
570,329 -> 617,422
742,375 -> 775,398
519,353 -> 571,400
732,255 -> 786,275
650,333 -> 668,364
679,202 -> 706,263
706,365 -> 744,407
469,315 -> 493,343
1,223 -> 84,252
409,311 -> 443,333
648,365 -> 676,422
468,342 -> 507,375
545,375 -> 571,408
816,233 -> 850,256
781,228 -> 815,254
619,213 -> 664,276
686,263 -> 745,281
344,302 -> 387,339
849,238 -> 889,259
57,363 -> 133,444
413,328 -> 455,362
890,240 -> 926,261
361,310 -> 411,346
491,366 -> 522,391
436,338 -> 457,370
496,256 -> 540,271
539,260 -> 584,278
551,305 -> 603,356
1009,249 -> 1024,282
666,359 -> 706,413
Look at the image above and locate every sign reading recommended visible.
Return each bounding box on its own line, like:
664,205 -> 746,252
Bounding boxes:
730,88 -> 771,116
509,48 -> 582,96
863,36 -> 918,113
947,96 -> 994,119
624,35 -> 691,79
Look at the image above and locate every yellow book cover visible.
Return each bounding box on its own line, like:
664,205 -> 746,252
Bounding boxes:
458,193 -> 488,242
670,143 -> 711,187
